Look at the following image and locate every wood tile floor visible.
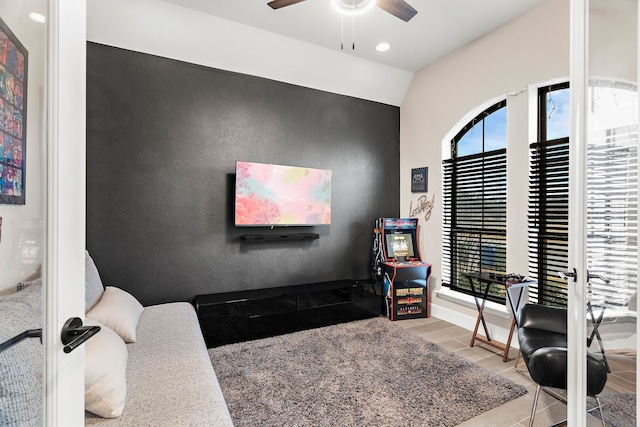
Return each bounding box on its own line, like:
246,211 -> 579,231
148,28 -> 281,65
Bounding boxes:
395,316 -> 636,427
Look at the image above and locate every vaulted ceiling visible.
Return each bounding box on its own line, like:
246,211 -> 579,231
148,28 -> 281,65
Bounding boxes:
161,0 -> 546,72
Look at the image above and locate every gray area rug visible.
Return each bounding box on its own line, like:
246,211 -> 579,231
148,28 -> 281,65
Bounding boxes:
209,317 -> 527,427
590,393 -> 636,427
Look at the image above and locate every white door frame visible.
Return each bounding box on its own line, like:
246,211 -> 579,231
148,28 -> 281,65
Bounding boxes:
43,1 -> 86,425
568,0 -> 588,425
570,1 -> 640,424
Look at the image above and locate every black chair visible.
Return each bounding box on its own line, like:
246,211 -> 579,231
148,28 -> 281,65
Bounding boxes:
518,303 -> 608,427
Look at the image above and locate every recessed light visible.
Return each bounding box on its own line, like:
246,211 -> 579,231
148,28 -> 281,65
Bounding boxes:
29,12 -> 45,24
376,42 -> 391,52
332,0 -> 376,16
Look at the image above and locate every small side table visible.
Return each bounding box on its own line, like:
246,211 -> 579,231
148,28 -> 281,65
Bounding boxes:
586,298 -> 611,373
463,272 -> 530,362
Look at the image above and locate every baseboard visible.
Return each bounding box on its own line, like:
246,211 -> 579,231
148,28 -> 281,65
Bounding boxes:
430,302 -> 520,349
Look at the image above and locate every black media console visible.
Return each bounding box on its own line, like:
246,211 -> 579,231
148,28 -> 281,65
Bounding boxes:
194,280 -> 375,348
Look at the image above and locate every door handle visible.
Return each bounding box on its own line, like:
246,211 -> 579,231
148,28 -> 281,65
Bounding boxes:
60,317 -> 101,354
557,268 -> 577,282
587,271 -> 611,284
0,329 -> 42,353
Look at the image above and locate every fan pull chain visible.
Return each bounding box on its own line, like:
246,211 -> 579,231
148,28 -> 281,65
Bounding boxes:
352,13 -> 355,49
340,15 -> 344,50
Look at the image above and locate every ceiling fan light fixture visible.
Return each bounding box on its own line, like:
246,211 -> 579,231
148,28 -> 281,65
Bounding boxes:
376,42 -> 390,52
29,12 -> 46,23
331,0 -> 376,16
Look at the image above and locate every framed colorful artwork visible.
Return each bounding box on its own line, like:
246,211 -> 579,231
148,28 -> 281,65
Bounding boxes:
0,16 -> 27,205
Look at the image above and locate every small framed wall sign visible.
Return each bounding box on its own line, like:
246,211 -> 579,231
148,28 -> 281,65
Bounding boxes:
0,16 -> 27,205
411,167 -> 428,193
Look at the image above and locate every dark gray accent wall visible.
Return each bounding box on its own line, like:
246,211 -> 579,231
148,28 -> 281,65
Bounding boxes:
86,42 -> 400,306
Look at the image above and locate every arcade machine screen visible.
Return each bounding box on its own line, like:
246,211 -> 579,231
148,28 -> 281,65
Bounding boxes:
385,233 -> 415,260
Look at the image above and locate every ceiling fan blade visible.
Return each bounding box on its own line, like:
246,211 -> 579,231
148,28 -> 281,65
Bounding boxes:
267,0 -> 307,9
376,0 -> 417,22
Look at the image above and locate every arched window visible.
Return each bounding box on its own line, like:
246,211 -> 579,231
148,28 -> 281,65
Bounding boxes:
442,100 -> 507,303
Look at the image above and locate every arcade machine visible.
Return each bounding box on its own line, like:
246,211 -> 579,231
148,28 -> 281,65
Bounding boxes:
371,218 -> 431,320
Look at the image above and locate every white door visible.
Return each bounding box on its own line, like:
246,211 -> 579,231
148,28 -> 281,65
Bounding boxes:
568,0 -> 638,425
0,1 -> 85,425
43,0 -> 87,425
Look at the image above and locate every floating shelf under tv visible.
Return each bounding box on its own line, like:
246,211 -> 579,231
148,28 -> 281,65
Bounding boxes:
241,233 -> 320,242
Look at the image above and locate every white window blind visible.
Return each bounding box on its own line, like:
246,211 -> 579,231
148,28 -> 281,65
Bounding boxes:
586,84 -> 638,310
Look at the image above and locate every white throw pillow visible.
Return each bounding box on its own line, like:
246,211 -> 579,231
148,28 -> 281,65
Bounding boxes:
85,251 -> 105,312
84,319 -> 128,418
86,286 -> 144,343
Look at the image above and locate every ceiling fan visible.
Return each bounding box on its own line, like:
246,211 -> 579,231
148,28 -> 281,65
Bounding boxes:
267,0 -> 418,23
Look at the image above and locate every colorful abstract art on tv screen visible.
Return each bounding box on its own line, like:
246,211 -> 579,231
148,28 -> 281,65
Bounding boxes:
235,161 -> 331,226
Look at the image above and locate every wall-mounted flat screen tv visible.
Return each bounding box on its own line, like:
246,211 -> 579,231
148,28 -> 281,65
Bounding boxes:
235,161 -> 331,226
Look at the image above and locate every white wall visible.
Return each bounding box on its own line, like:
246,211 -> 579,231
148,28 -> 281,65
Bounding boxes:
0,0 -> 46,296
86,0 -> 413,107
401,0 -> 638,337
400,0 -> 571,332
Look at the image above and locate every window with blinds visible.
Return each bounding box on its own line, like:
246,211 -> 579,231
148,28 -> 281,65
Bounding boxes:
528,82 -> 638,310
585,84 -> 638,312
528,83 -> 570,306
442,100 -> 507,304
528,138 -> 569,306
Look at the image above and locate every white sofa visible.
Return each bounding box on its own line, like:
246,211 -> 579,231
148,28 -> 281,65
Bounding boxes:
82,252 -> 233,426
0,252 -> 233,426
0,283 -> 43,427
85,301 -> 233,426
